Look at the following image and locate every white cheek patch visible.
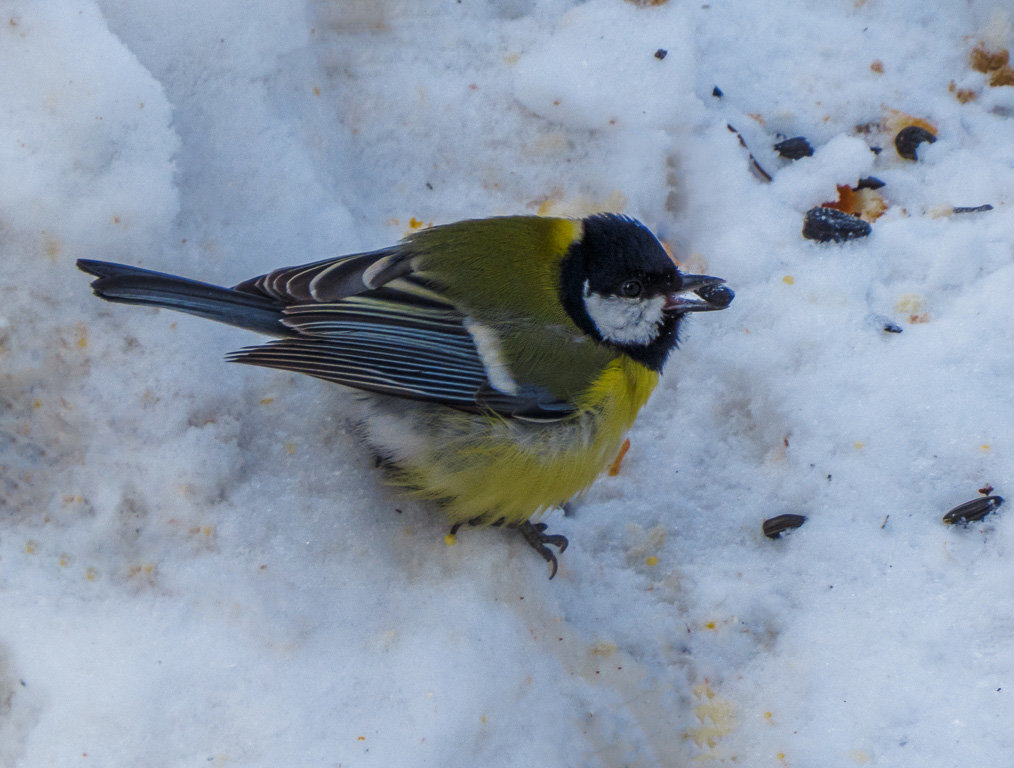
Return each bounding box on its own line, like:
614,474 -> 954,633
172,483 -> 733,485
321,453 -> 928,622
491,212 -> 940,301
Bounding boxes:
464,319 -> 519,395
583,282 -> 667,346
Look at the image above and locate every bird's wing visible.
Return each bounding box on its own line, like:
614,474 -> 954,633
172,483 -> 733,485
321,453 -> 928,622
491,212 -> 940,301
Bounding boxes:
233,247 -> 412,303
226,275 -> 576,420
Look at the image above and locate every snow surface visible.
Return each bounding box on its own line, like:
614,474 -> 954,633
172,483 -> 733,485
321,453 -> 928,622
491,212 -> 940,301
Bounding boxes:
2,0 -> 1014,765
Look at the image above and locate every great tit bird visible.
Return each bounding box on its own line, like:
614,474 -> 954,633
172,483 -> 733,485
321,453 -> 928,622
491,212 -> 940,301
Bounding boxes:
79,214 -> 733,577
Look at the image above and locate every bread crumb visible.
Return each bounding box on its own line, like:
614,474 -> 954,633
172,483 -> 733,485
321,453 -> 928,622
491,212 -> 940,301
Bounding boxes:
989,66 -> 1014,86
970,44 -> 1009,73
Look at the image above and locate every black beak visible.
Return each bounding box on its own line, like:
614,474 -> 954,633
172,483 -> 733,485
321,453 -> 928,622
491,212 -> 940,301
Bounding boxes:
663,274 -> 734,313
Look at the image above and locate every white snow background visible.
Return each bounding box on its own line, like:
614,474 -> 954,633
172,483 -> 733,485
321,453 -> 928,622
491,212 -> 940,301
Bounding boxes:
2,1 -> 1013,765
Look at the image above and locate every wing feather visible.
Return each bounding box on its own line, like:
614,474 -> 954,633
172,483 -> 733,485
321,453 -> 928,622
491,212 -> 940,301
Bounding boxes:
227,287 -> 575,419
233,248 -> 408,302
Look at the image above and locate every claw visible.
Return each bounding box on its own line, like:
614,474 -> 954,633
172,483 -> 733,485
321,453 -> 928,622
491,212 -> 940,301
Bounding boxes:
449,518 -> 569,578
544,534 -> 569,553
516,520 -> 569,579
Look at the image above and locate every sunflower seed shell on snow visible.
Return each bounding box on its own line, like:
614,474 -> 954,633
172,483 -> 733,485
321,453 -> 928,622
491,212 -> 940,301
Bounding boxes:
802,207 -> 872,242
763,514 -> 808,539
773,136 -> 814,160
856,176 -> 886,190
895,125 -> 937,160
942,495 -> 1004,525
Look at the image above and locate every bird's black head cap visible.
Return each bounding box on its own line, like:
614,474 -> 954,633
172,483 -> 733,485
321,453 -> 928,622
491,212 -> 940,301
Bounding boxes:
559,213 -> 682,372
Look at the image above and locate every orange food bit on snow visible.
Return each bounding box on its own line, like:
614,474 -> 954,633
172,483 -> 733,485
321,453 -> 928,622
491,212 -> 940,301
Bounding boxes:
608,438 -> 631,476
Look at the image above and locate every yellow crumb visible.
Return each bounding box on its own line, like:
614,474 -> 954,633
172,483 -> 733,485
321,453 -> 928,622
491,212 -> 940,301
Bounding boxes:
883,109 -> 937,137
782,275 -> 794,285
854,442 -> 865,450
895,294 -> 928,324
532,190 -> 628,219
444,533 -> 457,546
685,683 -> 738,751
645,555 -> 659,566
823,185 -> 887,222
591,641 -> 618,657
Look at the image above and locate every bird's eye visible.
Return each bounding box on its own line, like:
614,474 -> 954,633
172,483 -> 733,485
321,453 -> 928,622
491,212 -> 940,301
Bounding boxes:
620,279 -> 642,298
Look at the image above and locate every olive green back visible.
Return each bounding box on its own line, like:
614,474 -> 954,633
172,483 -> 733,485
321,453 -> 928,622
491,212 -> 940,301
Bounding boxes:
406,216 -> 620,401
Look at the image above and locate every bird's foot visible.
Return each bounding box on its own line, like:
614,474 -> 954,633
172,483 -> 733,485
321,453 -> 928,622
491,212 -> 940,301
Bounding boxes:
447,518 -> 568,579
514,521 -> 568,579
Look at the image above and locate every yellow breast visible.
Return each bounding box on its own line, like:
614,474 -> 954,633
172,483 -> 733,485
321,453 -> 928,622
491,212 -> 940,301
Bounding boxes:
383,356 -> 660,525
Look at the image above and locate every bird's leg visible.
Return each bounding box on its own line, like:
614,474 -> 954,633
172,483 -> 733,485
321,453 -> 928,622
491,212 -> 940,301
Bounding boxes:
513,521 -> 569,579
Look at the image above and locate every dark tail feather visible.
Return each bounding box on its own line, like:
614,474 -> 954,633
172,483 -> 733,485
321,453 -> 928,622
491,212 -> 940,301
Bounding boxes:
77,259 -> 289,337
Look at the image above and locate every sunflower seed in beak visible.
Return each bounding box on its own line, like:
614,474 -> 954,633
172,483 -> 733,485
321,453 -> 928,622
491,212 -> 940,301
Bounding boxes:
663,274 -> 734,313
